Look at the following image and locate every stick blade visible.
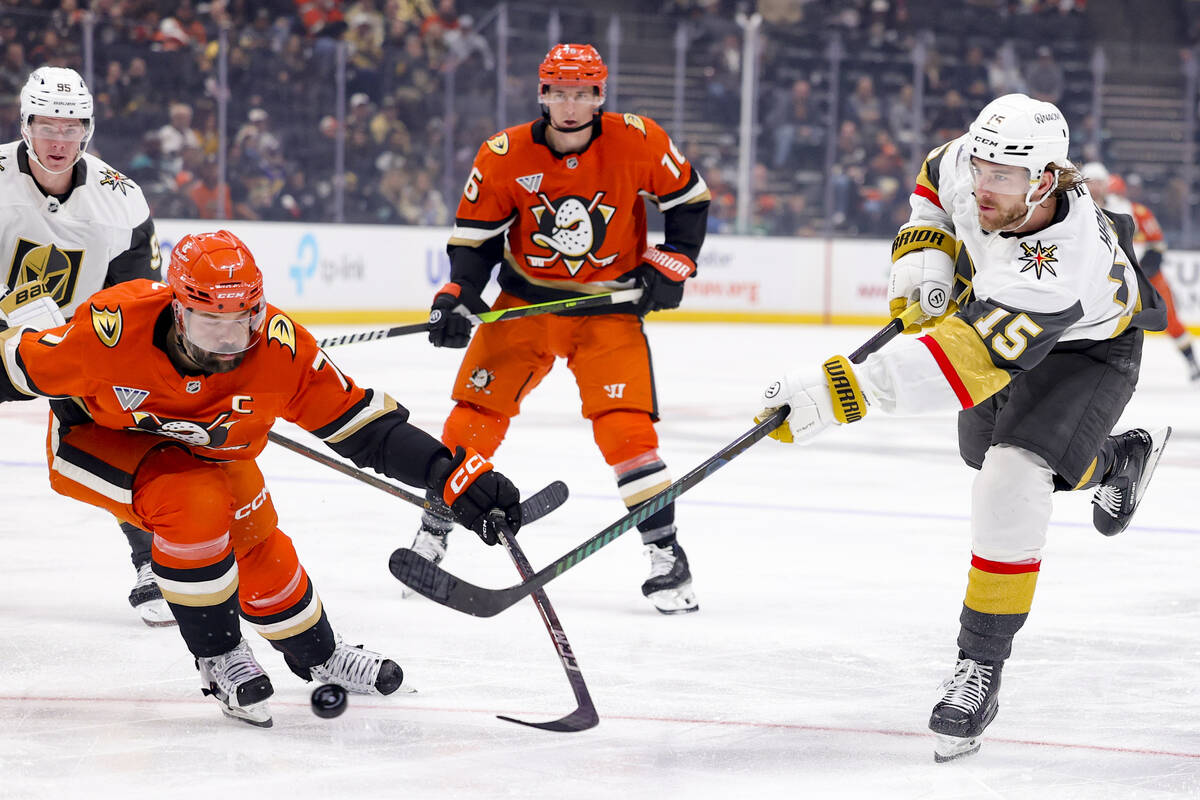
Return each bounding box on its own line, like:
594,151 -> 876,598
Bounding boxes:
387,547 -> 518,617
497,705 -> 599,733
520,480 -> 569,526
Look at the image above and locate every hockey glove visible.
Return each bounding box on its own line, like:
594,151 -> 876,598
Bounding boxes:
888,227 -> 956,333
635,245 -> 696,315
429,446 -> 522,544
427,282 -> 489,348
0,282 -> 65,331
755,356 -> 870,444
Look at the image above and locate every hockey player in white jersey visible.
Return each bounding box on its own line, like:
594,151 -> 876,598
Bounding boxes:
0,66 -> 172,627
754,94 -> 1169,762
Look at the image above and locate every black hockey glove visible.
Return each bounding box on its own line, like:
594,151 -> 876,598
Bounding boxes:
634,245 -> 696,315
428,446 -> 522,544
428,282 -> 489,348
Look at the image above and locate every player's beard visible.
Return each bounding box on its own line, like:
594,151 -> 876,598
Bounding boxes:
172,330 -> 246,374
975,193 -> 1030,232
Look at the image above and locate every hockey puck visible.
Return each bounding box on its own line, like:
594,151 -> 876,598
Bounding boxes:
311,683 -> 348,718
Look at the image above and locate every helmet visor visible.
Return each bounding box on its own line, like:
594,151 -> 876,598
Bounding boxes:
963,152 -> 1034,196
178,305 -> 265,355
539,84 -> 604,106
29,119 -> 91,143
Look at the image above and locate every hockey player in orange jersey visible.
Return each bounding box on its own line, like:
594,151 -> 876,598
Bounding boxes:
406,43 -> 711,614
0,230 -> 523,727
1083,162 -> 1199,382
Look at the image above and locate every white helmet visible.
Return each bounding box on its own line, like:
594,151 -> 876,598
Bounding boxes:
20,66 -> 95,175
964,93 -> 1070,231
967,93 -> 1069,174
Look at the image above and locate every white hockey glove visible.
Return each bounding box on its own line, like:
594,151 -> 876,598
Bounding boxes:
755,355 -> 872,444
0,283 -> 65,331
887,226 -> 956,334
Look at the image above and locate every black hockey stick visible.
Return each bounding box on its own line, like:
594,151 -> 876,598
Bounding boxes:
489,512 -> 599,733
315,289 -> 643,349
387,305 -> 922,617
267,430 -> 569,526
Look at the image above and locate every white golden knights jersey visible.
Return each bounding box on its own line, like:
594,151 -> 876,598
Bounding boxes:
863,135 -> 1165,416
446,112 -> 710,310
0,140 -> 160,319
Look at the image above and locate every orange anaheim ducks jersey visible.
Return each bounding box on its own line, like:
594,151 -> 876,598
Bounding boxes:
448,112 -> 710,301
1,280 -> 397,460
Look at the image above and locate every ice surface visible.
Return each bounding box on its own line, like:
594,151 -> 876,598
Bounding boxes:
2,321 -> 1198,799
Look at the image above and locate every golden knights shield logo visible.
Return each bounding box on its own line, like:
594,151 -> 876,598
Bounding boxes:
6,239 -> 84,308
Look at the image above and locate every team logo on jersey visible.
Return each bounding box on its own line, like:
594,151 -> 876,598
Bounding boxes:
98,168 -> 134,195
1017,241 -> 1058,280
267,313 -> 296,357
90,305 -> 123,348
516,173 -> 543,194
129,410 -> 239,448
112,386 -> 149,411
465,366 -> 494,394
527,191 -> 619,276
5,239 -> 84,308
622,113 -> 647,137
486,132 -> 510,156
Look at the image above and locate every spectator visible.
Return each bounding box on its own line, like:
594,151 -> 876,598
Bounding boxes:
158,102 -> 201,175
845,75 -> 885,138
1025,45 -> 1064,104
930,89 -> 973,142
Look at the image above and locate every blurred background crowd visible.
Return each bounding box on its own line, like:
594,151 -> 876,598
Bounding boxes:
2,0 -> 1197,245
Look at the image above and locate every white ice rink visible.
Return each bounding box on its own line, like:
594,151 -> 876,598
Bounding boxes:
2,320 -> 1198,799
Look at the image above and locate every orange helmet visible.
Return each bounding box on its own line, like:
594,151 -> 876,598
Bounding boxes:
1107,174 -> 1127,197
168,230 -> 266,359
538,43 -> 607,102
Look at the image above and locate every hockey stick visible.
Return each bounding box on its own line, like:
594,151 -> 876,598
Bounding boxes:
315,289 -> 644,349
489,512 -> 599,732
266,430 -> 570,526
388,304 -> 924,617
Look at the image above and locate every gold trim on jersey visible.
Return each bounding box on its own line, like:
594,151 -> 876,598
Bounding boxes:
323,391 -> 399,444
503,250 -> 632,295
267,313 -> 297,357
926,315 -> 1011,405
90,305 -> 123,348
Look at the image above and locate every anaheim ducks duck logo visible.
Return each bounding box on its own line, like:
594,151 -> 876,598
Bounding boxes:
526,191 -> 619,276
129,410 -> 240,448
465,366 -> 494,394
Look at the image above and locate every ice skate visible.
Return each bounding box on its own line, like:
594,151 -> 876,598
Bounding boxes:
929,653 -> 1003,763
1092,426 -> 1172,536
196,638 -> 275,728
402,506 -> 453,598
641,540 -> 699,615
128,562 -> 176,628
293,635 -> 407,696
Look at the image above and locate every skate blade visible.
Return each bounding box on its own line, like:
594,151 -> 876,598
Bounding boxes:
136,599 -> 177,627
933,732 -> 982,763
647,586 -> 699,615
219,700 -> 273,728
1135,426 -> 1172,507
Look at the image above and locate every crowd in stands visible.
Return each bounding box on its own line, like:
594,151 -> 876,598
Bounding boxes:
0,0 -> 1135,240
